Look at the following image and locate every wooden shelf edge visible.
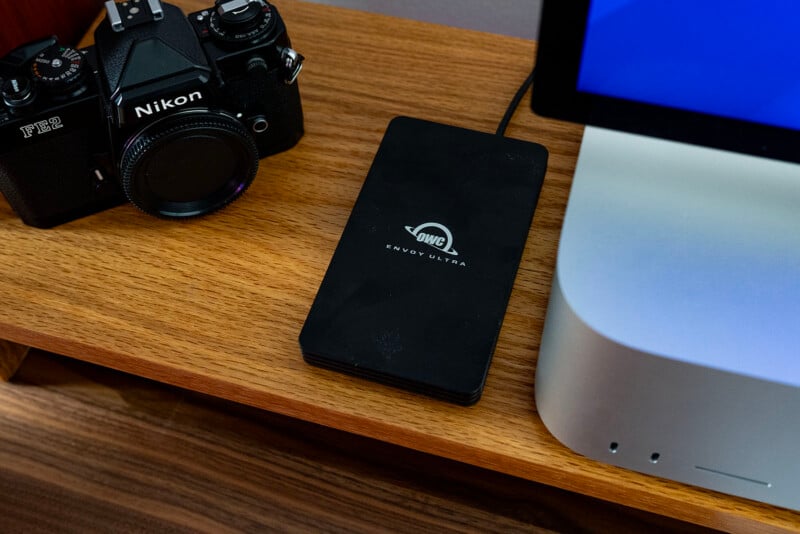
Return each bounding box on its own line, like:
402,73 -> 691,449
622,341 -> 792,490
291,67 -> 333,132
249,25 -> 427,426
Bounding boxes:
0,323 -> 796,533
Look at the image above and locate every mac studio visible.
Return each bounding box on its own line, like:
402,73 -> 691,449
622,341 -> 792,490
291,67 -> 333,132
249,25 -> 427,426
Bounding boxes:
532,0 -> 800,511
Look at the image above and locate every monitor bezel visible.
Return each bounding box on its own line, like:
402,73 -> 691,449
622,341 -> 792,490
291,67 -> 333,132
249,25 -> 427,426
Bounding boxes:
531,0 -> 800,164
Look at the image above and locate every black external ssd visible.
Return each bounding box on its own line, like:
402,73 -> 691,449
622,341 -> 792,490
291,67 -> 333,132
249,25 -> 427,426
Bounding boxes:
299,116 -> 548,405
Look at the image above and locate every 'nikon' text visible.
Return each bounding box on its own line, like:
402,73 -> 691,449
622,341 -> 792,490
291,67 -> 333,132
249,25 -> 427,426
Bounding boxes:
134,91 -> 203,118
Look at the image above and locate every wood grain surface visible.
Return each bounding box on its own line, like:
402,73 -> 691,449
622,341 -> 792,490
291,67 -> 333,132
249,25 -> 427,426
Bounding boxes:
0,1 -> 798,532
0,350 -> 722,533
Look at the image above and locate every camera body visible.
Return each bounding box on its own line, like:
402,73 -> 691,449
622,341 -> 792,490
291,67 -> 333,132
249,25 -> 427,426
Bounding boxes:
0,0 -> 304,228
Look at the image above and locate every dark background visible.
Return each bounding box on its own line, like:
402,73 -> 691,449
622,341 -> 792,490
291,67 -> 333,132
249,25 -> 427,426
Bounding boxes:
0,0 -> 104,57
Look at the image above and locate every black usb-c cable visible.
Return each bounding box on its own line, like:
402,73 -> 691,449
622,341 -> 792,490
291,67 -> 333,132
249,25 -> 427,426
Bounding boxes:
496,68 -> 536,136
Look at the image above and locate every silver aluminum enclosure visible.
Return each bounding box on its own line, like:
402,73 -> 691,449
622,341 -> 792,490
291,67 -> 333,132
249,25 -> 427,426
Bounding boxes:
536,125 -> 800,511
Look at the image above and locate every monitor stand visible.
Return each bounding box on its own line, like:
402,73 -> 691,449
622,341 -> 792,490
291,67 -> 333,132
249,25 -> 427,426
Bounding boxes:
535,125 -> 800,511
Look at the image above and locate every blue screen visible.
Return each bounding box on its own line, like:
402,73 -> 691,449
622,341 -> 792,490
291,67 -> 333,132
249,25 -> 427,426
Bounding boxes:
577,0 -> 800,131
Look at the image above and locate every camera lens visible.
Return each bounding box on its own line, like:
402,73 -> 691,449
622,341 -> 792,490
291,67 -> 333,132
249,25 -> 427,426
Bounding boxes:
120,110 -> 259,218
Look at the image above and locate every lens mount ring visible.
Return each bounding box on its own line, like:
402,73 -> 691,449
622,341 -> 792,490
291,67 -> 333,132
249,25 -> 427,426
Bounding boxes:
120,109 -> 259,219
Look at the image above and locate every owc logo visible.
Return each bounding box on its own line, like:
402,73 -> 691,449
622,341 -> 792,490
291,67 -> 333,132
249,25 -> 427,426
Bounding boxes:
384,220 -> 467,267
404,222 -> 458,256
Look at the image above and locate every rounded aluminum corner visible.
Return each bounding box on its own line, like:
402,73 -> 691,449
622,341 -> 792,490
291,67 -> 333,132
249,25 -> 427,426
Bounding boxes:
534,126 -> 800,511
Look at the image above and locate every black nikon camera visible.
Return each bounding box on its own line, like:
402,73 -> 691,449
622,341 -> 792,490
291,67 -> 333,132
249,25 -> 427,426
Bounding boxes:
0,0 -> 304,228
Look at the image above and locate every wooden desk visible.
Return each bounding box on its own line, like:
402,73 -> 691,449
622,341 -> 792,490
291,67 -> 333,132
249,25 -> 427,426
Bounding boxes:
0,1 -> 797,531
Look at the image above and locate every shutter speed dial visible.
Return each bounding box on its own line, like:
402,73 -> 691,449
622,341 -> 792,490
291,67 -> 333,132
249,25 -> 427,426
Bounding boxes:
208,0 -> 275,43
31,46 -> 87,97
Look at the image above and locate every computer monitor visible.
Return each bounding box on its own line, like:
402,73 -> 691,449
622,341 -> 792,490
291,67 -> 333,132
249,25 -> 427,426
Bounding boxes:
532,0 -> 800,163
531,0 -> 800,511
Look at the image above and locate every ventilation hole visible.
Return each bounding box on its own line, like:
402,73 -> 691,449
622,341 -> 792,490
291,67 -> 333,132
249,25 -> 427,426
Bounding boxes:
650,452 -> 660,463
609,442 -> 619,453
